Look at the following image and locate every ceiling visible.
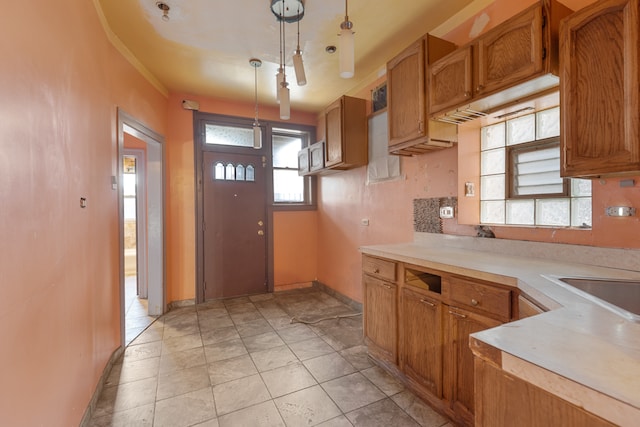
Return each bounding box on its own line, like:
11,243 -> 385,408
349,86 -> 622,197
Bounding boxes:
96,0 -> 483,114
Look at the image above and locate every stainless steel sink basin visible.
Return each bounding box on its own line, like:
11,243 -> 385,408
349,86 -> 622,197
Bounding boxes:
545,276 -> 640,322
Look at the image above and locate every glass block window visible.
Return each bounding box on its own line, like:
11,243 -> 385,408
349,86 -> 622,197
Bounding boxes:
480,107 -> 591,228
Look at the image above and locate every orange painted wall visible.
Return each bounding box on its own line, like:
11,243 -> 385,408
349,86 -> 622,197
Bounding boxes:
315,0 -> 639,304
164,93 -> 318,302
0,1 -> 167,426
273,211 -> 318,286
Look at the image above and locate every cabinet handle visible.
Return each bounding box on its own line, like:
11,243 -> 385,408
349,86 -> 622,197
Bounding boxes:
476,85 -> 484,92
449,310 -> 467,319
471,299 -> 479,306
418,120 -> 424,133
464,91 -> 471,98
420,299 -> 436,307
373,268 -> 380,274
381,284 -> 391,289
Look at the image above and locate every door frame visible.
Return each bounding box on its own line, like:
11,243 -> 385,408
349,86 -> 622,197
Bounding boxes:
193,112 -> 273,303
123,148 -> 148,299
117,109 -> 166,345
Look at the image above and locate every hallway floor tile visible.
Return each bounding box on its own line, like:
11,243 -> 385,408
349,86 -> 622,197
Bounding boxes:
90,287 -> 454,427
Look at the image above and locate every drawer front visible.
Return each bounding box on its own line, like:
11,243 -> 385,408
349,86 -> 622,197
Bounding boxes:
449,276 -> 511,320
363,255 -> 396,282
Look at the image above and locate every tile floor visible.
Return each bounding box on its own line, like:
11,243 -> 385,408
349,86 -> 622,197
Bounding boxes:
90,287 -> 454,427
125,275 -> 157,345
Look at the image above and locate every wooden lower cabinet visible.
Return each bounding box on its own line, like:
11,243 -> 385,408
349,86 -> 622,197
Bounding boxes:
363,258 -> 515,426
446,307 -> 502,425
363,274 -> 397,364
400,286 -> 443,397
475,359 -> 616,427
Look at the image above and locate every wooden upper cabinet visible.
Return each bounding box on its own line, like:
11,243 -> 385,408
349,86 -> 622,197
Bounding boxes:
429,46 -> 473,115
387,35 -> 458,155
387,39 -> 425,147
475,4 -> 544,98
429,0 -> 572,121
324,96 -> 367,169
560,0 -> 640,177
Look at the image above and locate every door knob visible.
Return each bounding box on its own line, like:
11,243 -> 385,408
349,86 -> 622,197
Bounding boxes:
258,220 -> 264,226
257,230 -> 264,236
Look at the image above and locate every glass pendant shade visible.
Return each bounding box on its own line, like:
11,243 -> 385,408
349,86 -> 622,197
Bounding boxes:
293,51 -> 307,86
339,27 -> 354,78
253,124 -> 262,149
276,68 -> 284,103
279,84 -> 290,120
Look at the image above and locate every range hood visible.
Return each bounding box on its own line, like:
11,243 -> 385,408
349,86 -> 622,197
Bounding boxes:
433,75 -> 559,125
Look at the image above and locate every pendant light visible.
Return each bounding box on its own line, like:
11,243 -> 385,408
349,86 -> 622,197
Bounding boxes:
250,58 -> 263,149
292,4 -> 307,86
278,2 -> 291,120
339,0 -> 355,78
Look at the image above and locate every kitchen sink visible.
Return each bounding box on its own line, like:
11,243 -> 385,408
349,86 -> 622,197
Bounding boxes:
545,276 -> 640,322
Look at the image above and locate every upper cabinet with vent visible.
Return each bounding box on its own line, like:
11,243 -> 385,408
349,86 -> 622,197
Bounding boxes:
386,35 -> 459,156
560,0 -> 640,177
429,0 -> 573,124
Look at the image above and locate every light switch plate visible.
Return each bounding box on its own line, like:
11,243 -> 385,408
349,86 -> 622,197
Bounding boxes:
440,206 -> 454,219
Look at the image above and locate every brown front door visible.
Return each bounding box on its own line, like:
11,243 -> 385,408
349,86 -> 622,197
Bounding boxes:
202,151 -> 267,299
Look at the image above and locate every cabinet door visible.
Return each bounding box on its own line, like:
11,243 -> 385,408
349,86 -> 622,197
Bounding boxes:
363,274 -> 397,364
475,359 -> 617,427
325,98 -> 343,168
446,306 -> 501,424
401,287 -> 443,397
309,141 -> 325,171
476,4 -> 544,97
387,40 -> 426,148
560,0 -> 640,177
297,147 -> 310,176
429,46 -> 473,117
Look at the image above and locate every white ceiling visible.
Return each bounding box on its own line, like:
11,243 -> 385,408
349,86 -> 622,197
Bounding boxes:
96,0 -> 484,113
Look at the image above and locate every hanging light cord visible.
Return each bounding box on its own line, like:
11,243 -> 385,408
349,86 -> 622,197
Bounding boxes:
281,2 -> 286,83
296,4 -> 301,52
253,64 -> 259,125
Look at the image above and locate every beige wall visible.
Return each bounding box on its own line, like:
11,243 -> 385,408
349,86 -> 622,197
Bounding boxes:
0,1 -> 167,425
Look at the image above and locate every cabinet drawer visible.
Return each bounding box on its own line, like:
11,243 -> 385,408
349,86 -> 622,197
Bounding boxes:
363,256 -> 396,282
449,276 -> 511,320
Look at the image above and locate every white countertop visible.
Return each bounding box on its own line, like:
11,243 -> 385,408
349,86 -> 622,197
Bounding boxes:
360,237 -> 640,413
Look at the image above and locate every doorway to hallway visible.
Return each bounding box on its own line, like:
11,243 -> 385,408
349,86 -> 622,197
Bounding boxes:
118,109 -> 165,346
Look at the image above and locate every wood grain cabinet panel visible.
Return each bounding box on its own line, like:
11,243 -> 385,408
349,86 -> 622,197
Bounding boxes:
363,274 -> 397,364
475,359 -> 617,427
324,96 -> 367,170
449,276 -> 512,321
400,286 -> 443,397
446,307 -> 502,426
387,35 -> 458,155
428,46 -> 473,115
560,0 -> 640,177
475,5 -> 544,97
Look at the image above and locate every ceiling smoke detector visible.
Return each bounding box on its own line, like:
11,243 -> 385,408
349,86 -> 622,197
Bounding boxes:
325,45 -> 337,54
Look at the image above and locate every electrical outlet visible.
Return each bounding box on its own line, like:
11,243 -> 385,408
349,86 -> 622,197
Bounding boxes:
439,206 -> 454,219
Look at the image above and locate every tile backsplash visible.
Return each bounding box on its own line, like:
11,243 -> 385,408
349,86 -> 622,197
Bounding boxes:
413,197 -> 457,233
